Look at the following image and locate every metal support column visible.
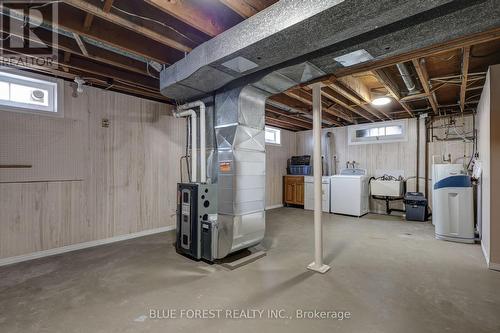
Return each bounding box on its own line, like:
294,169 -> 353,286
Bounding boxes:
307,83 -> 331,274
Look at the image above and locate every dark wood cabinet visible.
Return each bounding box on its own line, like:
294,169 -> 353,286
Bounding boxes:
284,175 -> 305,206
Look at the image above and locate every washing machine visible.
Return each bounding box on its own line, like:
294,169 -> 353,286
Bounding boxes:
433,175 -> 474,243
304,176 -> 330,212
330,169 -> 369,217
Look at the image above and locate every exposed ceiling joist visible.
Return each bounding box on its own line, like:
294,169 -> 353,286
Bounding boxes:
266,101 -> 334,126
219,0 -> 260,18
4,44 -> 158,92
83,13 -> 94,31
326,82 -> 383,121
144,0 -> 226,37
266,107 -> 313,129
284,89 -> 347,125
0,57 -> 165,101
266,114 -> 312,130
460,46 -> 471,113
265,117 -> 303,131
302,86 -> 355,123
372,70 -> 414,118
338,76 -> 372,106
321,88 -> 359,124
64,0 -> 192,53
83,0 -> 114,31
0,21 -> 150,77
308,27 -> 500,84
411,58 -> 439,114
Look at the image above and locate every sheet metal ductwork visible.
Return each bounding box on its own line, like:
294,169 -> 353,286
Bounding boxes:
160,0 -> 500,101
396,63 -> 418,94
214,86 -> 268,258
212,62 -> 326,258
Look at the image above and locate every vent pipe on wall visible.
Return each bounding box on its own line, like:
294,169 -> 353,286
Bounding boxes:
173,109 -> 197,182
178,101 -> 207,183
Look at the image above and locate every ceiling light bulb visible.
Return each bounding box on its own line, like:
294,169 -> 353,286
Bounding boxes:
371,97 -> 391,106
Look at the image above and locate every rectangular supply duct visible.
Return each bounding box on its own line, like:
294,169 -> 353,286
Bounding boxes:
214,86 -> 268,258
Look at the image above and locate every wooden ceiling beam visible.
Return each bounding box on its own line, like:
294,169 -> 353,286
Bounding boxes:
219,0 -> 260,18
411,58 -> 439,114
83,13 -> 94,31
283,89 -> 347,125
0,55 -> 169,102
83,0 -> 114,31
0,21 -> 151,77
460,46 -> 471,113
326,82 -> 385,121
62,55 -> 159,91
144,0 -> 226,37
301,27 -> 500,88
64,0 -> 192,53
372,70 -> 414,118
7,8 -> 176,65
321,88 -> 367,123
266,107 -> 313,129
266,102 -> 335,126
265,117 -> 303,132
266,114 -> 312,130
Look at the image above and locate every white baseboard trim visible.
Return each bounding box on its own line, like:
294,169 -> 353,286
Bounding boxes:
266,204 -> 284,210
0,225 -> 176,267
481,242 -> 490,267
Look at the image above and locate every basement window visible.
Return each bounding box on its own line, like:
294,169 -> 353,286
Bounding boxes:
265,126 -> 281,145
348,120 -> 408,145
0,70 -> 61,116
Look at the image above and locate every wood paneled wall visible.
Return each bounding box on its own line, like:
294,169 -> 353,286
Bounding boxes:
265,129 -> 296,208
0,83 -> 185,259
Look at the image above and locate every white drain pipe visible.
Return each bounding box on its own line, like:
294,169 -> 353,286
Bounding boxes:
173,109 -> 197,182
307,83 -> 331,274
178,101 -> 206,183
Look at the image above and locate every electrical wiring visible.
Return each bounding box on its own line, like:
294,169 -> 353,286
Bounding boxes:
428,54 -> 457,62
111,5 -> 197,45
29,1 -> 63,10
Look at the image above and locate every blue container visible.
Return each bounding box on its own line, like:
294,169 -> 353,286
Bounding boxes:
288,165 -> 311,175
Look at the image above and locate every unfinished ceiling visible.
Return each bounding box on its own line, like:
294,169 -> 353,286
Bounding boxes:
1,0 -> 500,132
0,0 -> 278,101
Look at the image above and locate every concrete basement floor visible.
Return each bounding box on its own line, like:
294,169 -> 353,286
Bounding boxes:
1,208 -> 500,333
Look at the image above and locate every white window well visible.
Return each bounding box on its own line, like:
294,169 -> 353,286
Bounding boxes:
0,69 -> 62,116
348,119 -> 408,145
265,126 -> 281,145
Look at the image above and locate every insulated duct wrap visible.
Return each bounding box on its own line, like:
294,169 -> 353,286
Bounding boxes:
214,86 -> 268,258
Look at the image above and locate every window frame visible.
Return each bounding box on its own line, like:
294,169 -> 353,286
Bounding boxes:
0,69 -> 63,117
348,119 -> 408,145
265,126 -> 282,146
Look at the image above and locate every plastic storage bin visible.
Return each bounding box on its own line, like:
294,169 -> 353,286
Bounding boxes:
288,165 -> 311,175
404,192 -> 428,222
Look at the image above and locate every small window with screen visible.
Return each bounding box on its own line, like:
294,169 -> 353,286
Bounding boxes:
349,120 -> 408,145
